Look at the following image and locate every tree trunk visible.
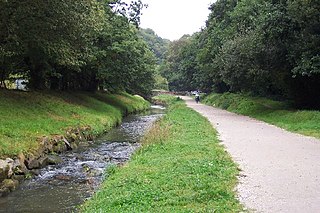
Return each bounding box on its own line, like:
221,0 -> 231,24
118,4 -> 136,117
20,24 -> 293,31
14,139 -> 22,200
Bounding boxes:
28,65 -> 47,90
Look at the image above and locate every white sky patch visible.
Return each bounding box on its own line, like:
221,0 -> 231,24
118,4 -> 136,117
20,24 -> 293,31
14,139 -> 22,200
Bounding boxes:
128,0 -> 215,41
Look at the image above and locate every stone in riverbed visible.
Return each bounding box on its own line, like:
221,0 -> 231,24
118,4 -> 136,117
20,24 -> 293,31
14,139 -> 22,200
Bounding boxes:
12,174 -> 25,182
0,179 -> 19,196
30,169 -> 41,176
52,141 -> 67,153
27,158 -> 41,170
26,156 -> 49,169
71,142 -> 78,150
0,160 -> 10,181
0,186 -> 10,197
38,156 -> 49,168
2,179 -> 19,190
47,155 -> 63,165
6,158 -> 14,178
0,158 -> 15,181
13,158 -> 28,175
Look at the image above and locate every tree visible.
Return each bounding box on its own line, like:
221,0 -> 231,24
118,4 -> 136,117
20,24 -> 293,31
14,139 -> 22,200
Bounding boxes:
11,0 -> 104,89
286,0 -> 320,108
161,0 -> 320,108
0,0 -> 156,96
0,0 -> 24,88
139,28 -> 170,64
161,35 -> 199,91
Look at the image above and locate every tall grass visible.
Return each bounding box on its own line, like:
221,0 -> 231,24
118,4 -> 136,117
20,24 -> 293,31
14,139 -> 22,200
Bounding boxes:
203,93 -> 320,139
81,96 -> 243,212
0,90 -> 149,158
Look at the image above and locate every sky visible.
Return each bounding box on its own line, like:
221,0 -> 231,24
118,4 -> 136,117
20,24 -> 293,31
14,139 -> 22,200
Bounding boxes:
138,0 -> 215,41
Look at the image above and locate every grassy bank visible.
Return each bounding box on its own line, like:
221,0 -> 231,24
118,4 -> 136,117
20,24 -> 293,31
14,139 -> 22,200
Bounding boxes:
0,90 -> 149,158
152,94 -> 181,105
203,93 -> 320,139
81,95 -> 242,212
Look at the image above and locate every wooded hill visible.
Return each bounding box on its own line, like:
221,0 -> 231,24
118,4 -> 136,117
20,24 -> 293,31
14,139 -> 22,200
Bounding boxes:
139,28 -> 171,90
161,0 -> 320,109
139,28 -> 171,64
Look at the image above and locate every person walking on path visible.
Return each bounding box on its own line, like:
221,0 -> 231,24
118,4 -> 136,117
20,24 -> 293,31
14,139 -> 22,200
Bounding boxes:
181,96 -> 320,213
195,92 -> 200,103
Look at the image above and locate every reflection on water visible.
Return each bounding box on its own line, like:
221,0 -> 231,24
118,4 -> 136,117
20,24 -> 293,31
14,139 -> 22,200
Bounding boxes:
0,106 -> 164,213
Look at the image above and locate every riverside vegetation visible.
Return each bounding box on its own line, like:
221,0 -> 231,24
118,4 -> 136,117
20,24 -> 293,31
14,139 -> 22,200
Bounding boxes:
81,95 -> 243,212
0,90 -> 149,195
203,93 -> 320,139
0,90 -> 149,158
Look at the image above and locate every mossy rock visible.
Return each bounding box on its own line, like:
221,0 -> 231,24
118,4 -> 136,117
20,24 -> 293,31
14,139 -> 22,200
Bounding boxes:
0,179 -> 19,196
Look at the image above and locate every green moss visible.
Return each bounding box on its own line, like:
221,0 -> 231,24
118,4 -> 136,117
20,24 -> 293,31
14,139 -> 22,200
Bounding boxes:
0,90 -> 149,158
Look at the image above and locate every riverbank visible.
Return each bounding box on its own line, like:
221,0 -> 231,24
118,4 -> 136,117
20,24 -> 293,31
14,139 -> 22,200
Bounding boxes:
0,105 -> 164,212
0,90 -> 149,195
0,90 -> 149,158
203,93 -> 320,139
81,95 -> 243,212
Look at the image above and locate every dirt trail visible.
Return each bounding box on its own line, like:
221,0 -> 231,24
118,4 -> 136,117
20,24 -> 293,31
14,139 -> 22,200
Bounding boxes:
181,96 -> 320,213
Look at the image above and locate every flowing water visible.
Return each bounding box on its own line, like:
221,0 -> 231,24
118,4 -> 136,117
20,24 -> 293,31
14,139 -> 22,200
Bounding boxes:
0,105 -> 165,213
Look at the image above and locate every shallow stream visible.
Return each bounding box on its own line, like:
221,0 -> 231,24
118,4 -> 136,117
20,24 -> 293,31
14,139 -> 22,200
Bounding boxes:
0,105 -> 165,213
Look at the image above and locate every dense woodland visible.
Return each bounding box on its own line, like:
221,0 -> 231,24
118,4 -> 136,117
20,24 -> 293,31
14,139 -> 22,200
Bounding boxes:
0,0 -> 156,97
1,0 -> 319,107
139,28 -> 170,65
161,0 -> 320,109
139,28 -> 170,90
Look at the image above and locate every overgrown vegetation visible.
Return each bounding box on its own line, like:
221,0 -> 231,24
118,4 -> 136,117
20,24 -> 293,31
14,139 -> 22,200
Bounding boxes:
204,93 -> 320,139
0,90 -> 149,158
81,95 -> 242,212
161,0 -> 320,109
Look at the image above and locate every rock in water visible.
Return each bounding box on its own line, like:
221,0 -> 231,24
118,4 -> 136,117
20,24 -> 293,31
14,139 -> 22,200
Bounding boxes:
47,155 -> 63,165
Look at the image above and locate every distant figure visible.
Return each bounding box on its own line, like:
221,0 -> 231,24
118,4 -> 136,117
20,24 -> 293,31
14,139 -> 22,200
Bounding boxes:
195,92 -> 200,103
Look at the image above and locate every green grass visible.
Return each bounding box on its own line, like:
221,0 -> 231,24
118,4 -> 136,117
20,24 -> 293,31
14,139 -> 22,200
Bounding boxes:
0,90 -> 150,158
81,97 -> 243,212
203,93 -> 320,139
152,94 -> 181,105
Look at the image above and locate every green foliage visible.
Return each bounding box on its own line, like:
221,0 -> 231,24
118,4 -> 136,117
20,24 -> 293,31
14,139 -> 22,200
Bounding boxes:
81,99 -> 243,212
138,28 -> 171,90
96,21 -> 156,97
161,0 -> 320,108
161,35 -> 200,91
139,28 -> 170,64
203,93 -> 320,139
288,0 -> 320,76
0,90 -> 149,158
0,0 -> 156,97
153,72 -> 169,90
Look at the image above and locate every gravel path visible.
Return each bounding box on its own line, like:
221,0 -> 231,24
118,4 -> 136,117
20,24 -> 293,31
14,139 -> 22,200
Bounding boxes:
181,96 -> 320,213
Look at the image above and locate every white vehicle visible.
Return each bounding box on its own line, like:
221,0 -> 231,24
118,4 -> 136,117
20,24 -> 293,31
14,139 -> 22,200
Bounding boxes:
15,79 -> 28,91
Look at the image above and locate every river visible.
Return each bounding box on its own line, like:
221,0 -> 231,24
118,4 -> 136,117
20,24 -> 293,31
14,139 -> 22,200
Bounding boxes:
0,105 -> 165,213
